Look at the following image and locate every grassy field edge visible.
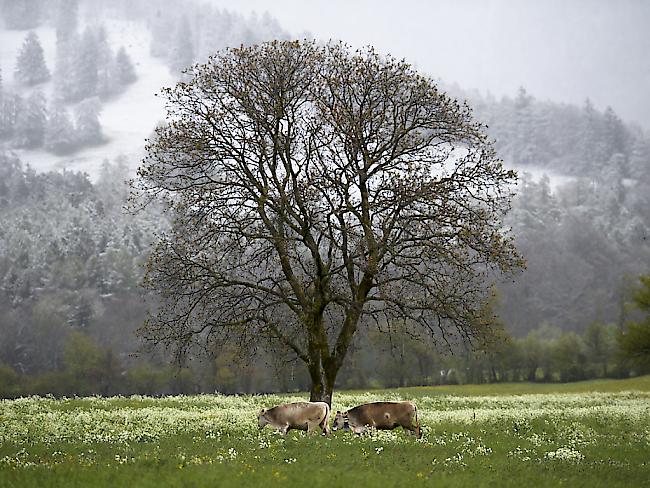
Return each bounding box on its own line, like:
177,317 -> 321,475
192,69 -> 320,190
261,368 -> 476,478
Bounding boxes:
357,375 -> 650,398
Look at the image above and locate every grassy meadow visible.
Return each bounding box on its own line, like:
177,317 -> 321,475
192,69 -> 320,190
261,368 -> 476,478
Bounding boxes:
1,377 -> 649,487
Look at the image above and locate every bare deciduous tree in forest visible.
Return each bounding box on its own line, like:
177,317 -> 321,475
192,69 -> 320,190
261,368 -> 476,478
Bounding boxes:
133,40 -> 523,404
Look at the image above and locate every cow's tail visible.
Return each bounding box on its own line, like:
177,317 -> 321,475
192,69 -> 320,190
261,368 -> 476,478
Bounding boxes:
321,402 -> 331,436
414,403 -> 422,439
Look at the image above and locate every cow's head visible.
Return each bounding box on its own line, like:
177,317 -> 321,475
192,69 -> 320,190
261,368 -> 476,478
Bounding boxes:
332,410 -> 348,431
257,408 -> 269,429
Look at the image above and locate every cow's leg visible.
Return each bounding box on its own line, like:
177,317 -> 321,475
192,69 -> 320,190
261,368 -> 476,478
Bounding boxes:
413,408 -> 422,439
411,414 -> 422,439
403,424 -> 417,436
403,422 -> 422,438
319,417 -> 330,436
306,421 -> 318,434
278,424 -> 290,436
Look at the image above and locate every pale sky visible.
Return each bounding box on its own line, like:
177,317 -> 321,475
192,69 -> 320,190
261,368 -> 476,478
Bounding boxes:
209,0 -> 650,129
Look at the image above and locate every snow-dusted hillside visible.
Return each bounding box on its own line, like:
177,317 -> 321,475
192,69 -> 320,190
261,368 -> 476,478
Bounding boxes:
0,21 -> 573,188
1,9 -> 613,191
1,19 -> 173,178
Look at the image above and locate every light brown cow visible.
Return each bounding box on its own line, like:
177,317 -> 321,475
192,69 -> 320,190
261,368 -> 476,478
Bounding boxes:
332,401 -> 421,438
258,401 -> 331,435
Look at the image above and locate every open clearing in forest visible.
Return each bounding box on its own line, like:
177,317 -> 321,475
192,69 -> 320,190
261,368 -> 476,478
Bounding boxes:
1,377 -> 649,487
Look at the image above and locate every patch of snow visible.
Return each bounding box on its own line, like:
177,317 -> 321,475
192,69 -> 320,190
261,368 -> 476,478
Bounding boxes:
2,20 -> 175,179
506,164 -> 575,191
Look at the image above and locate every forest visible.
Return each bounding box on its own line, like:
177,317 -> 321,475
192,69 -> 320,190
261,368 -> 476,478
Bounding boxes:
1,89 -> 649,397
0,0 -> 649,397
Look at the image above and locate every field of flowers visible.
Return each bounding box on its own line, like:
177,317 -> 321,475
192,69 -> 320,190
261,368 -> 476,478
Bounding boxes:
1,380 -> 649,487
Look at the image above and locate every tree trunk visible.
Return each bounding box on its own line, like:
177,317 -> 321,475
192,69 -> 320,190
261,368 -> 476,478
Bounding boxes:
305,300 -> 366,406
308,365 -> 336,406
309,378 -> 333,405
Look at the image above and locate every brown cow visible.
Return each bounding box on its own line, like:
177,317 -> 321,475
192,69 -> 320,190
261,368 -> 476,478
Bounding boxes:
258,401 -> 330,435
332,401 -> 421,438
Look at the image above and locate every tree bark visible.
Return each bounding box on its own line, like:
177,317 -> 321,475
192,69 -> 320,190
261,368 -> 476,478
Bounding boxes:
303,297 -> 367,406
308,359 -> 337,405
309,374 -> 334,405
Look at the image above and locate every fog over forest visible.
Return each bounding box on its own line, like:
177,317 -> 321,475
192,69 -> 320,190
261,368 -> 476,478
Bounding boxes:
0,0 -> 649,397
212,0 -> 650,129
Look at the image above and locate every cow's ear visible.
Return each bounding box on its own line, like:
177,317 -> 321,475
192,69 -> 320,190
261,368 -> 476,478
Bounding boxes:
260,408 -> 267,415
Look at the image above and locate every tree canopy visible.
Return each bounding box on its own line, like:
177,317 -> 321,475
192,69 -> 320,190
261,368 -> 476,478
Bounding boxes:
134,40 -> 523,403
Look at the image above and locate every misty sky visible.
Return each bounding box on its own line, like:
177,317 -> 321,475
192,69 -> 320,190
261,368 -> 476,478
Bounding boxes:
210,0 -> 650,129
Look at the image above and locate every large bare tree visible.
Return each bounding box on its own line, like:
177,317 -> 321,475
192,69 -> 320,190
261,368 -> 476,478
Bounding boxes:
133,41 -> 523,404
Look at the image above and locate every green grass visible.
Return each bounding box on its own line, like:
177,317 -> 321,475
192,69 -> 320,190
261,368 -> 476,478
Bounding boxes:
1,377 -> 649,487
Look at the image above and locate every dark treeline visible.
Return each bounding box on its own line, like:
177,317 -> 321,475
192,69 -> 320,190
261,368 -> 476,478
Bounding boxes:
338,321 -> 632,389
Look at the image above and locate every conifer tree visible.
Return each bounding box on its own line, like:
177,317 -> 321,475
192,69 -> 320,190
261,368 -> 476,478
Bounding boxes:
95,26 -> 114,98
0,92 -> 20,140
55,0 -> 79,41
578,99 -> 609,173
74,97 -> 103,145
53,0 -> 80,101
260,12 -> 284,40
629,137 -> 650,183
45,103 -> 76,154
0,69 -> 5,139
515,89 -> 535,161
14,31 -> 50,86
112,47 -> 137,87
74,28 -> 99,100
14,91 -> 46,148
53,34 -> 79,102
602,106 -> 628,163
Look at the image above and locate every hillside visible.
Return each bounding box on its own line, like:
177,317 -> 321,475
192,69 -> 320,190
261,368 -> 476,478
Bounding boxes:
3,3 -> 646,186
1,20 -> 172,175
0,0 -> 288,177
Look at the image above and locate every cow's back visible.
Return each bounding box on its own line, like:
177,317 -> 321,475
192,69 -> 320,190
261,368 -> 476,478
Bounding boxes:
268,401 -> 327,427
349,401 -> 415,428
